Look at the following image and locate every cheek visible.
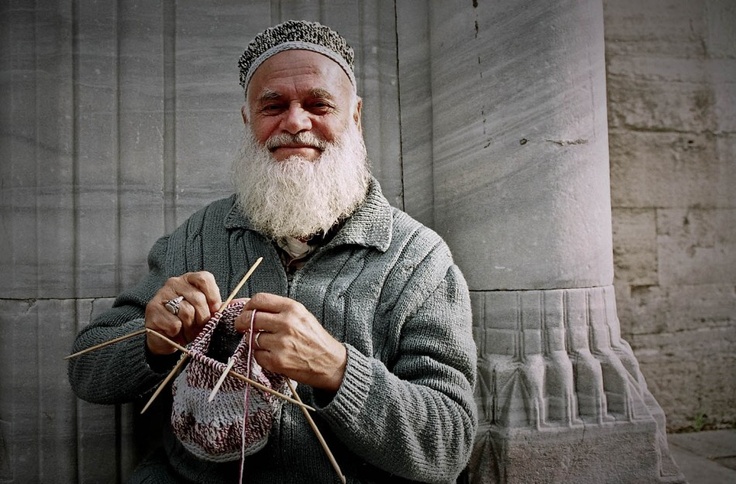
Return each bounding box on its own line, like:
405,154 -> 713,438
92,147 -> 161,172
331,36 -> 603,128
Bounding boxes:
250,119 -> 276,144
318,118 -> 351,143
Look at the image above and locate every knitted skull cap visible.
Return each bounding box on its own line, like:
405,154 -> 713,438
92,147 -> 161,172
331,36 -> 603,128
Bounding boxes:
238,20 -> 356,92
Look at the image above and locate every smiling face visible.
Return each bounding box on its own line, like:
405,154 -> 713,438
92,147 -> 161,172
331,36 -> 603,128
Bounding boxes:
243,49 -> 362,162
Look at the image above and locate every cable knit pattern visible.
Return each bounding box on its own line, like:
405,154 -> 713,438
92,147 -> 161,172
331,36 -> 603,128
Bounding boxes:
68,179 -> 477,484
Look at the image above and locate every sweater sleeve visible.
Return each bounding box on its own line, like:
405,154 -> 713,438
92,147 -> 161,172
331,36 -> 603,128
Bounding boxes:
315,263 -> 478,483
67,235 -> 179,404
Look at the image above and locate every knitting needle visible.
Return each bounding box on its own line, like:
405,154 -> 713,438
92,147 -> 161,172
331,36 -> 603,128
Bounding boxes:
64,328 -> 148,360
140,351 -> 189,414
218,257 -> 263,312
209,307 -> 256,403
145,329 -> 314,411
287,380 -> 346,483
66,257 -> 263,362
139,257 -> 265,412
208,356 -> 236,402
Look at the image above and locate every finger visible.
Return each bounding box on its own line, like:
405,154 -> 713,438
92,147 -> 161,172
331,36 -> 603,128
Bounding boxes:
174,299 -> 204,344
234,307 -> 265,333
147,316 -> 182,339
183,271 -> 222,312
235,309 -> 282,334
234,308 -> 253,333
144,315 -> 182,355
244,293 -> 296,313
173,288 -> 212,326
160,273 -> 218,325
146,294 -> 183,337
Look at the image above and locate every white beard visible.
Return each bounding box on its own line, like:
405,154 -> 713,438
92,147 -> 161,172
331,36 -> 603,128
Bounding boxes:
232,122 -> 371,240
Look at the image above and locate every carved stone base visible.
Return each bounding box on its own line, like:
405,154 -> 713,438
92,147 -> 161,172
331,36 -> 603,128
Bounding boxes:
470,421 -> 684,484
469,286 -> 684,483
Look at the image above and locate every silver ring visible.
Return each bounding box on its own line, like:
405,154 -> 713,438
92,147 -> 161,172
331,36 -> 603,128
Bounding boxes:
254,331 -> 262,349
164,296 -> 184,316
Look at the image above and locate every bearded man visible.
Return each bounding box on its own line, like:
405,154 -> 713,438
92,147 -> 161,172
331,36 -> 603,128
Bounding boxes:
68,20 -> 477,484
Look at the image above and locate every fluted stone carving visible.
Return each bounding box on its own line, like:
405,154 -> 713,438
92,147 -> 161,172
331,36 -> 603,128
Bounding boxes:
471,287 -> 681,482
472,286 -> 682,482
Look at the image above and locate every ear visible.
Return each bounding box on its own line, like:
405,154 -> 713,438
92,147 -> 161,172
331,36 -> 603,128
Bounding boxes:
353,97 -> 363,132
240,104 -> 249,125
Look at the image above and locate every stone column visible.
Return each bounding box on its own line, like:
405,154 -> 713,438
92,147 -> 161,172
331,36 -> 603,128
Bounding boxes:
423,1 -> 684,482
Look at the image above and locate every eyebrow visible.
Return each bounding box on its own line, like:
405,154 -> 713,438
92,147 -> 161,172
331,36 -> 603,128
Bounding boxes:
256,89 -> 281,103
255,88 -> 336,104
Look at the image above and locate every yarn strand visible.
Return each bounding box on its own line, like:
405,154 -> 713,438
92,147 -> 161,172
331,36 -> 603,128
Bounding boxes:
239,309 -> 257,483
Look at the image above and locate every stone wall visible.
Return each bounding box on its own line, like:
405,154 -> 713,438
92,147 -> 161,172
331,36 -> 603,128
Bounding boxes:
604,0 -> 736,431
0,0 -> 733,481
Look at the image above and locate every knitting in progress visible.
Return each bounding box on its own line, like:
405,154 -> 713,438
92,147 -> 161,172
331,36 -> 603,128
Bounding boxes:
66,258 -> 346,483
171,300 -> 290,463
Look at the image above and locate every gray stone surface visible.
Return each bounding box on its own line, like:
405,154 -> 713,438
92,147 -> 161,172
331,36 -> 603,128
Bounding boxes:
669,430 -> 736,484
1,0 -> 732,481
428,0 -> 615,291
605,0 -> 736,431
470,286 -> 682,482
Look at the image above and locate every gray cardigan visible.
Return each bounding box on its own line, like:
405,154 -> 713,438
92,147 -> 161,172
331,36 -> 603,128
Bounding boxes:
68,180 -> 478,483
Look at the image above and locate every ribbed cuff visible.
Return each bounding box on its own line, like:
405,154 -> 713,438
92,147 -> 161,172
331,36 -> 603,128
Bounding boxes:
315,344 -> 372,429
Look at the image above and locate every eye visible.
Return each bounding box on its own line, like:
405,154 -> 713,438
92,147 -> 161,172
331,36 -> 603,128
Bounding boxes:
260,103 -> 284,114
309,100 -> 333,113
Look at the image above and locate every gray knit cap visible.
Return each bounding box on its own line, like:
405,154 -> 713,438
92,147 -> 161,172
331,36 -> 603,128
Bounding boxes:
238,20 -> 356,92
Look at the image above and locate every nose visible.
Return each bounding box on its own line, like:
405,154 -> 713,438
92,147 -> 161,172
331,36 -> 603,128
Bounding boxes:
280,103 -> 312,134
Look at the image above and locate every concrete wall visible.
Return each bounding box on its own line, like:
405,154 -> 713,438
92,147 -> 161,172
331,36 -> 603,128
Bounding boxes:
604,0 -> 736,431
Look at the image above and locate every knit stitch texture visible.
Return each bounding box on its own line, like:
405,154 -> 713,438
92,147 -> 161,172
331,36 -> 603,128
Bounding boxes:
68,179 -> 478,484
238,20 -> 355,90
170,300 -> 290,462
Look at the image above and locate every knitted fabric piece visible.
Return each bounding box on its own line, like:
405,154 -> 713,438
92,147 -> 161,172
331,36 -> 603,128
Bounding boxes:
170,300 -> 290,463
238,20 -> 355,91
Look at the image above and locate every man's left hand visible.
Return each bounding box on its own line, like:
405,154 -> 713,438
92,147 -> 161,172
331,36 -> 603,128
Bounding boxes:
235,293 -> 347,392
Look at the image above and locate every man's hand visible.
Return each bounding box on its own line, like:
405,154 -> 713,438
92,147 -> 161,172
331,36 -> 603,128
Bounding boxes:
236,293 -> 347,392
144,272 -> 222,355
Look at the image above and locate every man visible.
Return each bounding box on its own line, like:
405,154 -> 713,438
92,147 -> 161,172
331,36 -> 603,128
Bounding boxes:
68,20 -> 477,483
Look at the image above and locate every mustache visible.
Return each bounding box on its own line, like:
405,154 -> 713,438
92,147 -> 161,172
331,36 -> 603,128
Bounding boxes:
265,132 -> 328,151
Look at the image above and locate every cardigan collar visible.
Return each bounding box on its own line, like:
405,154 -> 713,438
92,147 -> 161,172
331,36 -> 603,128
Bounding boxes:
224,177 -> 393,253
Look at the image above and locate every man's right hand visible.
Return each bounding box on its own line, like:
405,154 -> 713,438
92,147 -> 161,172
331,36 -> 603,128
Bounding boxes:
144,271 -> 222,355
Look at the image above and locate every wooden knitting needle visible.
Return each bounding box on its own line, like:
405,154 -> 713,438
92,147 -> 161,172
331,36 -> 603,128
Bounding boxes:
209,307 -> 256,403
287,380 -> 346,483
140,351 -> 189,414
66,257 -> 263,361
64,328 -> 148,360
144,329 -> 314,411
218,257 -> 262,312
208,356 -> 236,402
